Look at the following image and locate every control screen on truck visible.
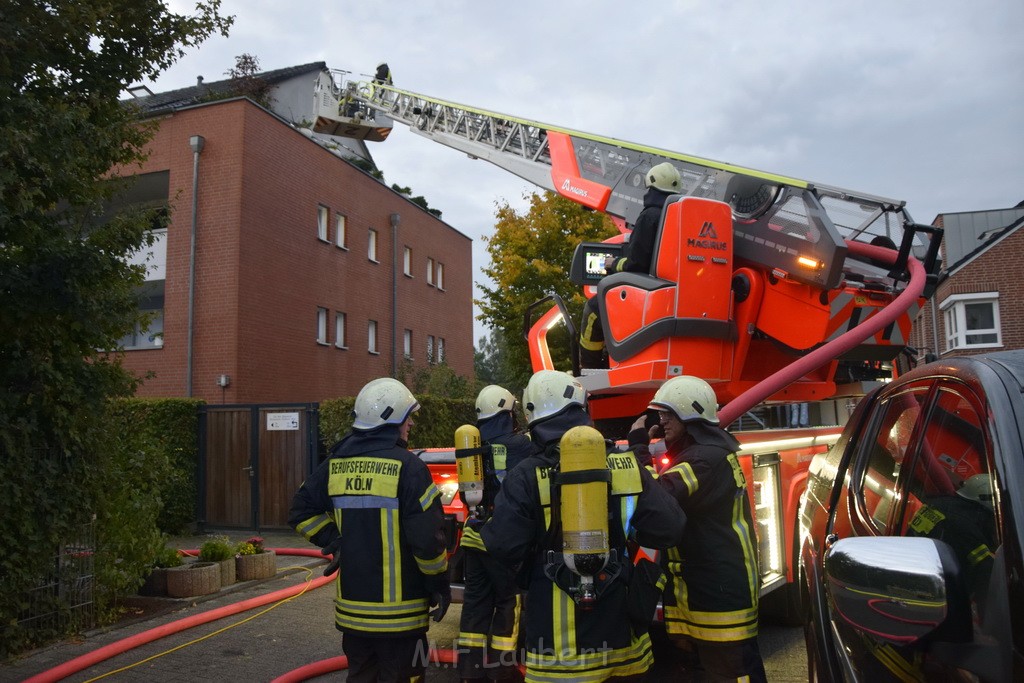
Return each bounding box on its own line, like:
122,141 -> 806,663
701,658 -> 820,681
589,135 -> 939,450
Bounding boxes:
570,242 -> 624,285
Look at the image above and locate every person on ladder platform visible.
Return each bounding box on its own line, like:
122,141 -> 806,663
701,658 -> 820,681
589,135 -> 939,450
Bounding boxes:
459,370 -> 686,682
288,377 -> 451,683
455,385 -> 533,682
644,376 -> 768,682
579,161 -> 682,369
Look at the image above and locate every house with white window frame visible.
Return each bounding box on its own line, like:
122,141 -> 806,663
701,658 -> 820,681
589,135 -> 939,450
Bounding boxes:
910,204 -> 1024,361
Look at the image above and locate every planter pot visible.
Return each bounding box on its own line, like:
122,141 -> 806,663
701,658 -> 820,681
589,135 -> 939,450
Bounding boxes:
139,567 -> 169,597
236,550 -> 276,581
217,557 -> 236,586
166,561 -> 221,598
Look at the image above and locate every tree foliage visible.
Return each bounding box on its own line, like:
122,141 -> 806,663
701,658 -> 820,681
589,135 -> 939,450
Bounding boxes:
217,52 -> 272,107
0,0 -> 231,654
476,192 -> 617,389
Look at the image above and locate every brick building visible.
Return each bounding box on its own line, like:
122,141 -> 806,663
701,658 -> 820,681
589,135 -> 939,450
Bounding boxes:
116,63 -> 474,404
910,204 -> 1024,361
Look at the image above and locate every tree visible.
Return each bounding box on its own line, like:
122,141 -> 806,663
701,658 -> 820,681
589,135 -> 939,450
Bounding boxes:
0,0 -> 232,653
476,192 -> 617,389
217,52 -> 272,107
391,183 -> 442,219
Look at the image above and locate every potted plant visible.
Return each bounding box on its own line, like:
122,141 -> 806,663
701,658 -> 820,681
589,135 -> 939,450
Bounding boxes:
140,544 -> 184,597
199,536 -> 236,587
166,559 -> 221,598
235,536 -> 276,581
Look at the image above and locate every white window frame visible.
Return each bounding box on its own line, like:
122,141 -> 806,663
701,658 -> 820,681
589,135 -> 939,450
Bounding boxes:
404,329 -> 413,359
437,337 -> 445,364
317,205 -> 329,242
941,293 -> 1001,351
427,257 -> 435,286
436,262 -> 445,291
335,312 -> 347,349
336,214 -> 348,249
403,246 -> 413,277
317,307 -> 329,344
119,307 -> 164,350
368,320 -> 379,354
368,229 -> 378,263
427,335 -> 435,364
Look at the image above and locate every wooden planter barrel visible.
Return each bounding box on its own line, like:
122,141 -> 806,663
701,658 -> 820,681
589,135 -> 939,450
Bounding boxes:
236,550 -> 276,581
166,561 -> 221,598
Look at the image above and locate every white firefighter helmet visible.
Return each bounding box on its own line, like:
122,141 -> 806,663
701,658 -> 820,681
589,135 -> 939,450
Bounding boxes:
522,370 -> 586,426
352,378 -> 419,430
476,385 -> 517,420
645,162 -> 682,193
648,375 -> 719,424
957,473 -> 995,511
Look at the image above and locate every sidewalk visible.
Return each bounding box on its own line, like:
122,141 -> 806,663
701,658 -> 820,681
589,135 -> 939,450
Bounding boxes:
2,530 -> 463,682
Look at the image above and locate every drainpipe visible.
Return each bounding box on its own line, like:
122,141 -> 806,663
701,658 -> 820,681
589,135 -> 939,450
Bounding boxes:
390,212 -> 400,377
187,135 -> 205,397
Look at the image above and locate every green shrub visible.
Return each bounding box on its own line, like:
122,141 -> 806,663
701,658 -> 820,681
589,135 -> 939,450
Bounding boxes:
154,544 -> 184,568
198,537 -> 234,562
319,394 -> 475,450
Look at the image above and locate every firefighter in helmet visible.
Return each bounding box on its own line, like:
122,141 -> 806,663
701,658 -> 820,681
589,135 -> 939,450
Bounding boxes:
456,385 -> 532,682
645,375 -> 767,682
460,370 -> 685,682
289,377 -> 450,682
579,161 -> 682,368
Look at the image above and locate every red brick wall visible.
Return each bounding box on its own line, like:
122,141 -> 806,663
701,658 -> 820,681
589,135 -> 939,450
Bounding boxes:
910,227 -> 1024,359
117,100 -> 474,403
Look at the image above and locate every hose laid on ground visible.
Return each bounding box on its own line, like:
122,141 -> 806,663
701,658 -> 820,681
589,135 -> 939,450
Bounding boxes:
24,549 -> 330,683
272,648 -> 458,683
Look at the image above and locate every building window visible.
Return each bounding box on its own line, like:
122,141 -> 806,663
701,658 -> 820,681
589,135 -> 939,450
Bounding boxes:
437,337 -> 445,363
118,305 -> 164,350
317,307 -> 329,344
403,246 -> 413,277
404,329 -> 413,359
335,312 -> 347,348
436,262 -> 445,290
942,293 -> 1001,351
368,320 -> 379,354
427,257 -> 435,286
427,335 -> 435,363
368,229 -> 378,262
336,214 -> 347,249
317,205 -> 329,242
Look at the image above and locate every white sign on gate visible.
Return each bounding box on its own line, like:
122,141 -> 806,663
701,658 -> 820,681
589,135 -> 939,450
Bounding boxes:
267,412 -> 300,431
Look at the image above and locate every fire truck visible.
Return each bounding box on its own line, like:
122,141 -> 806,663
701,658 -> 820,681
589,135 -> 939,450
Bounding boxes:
311,72 -> 943,616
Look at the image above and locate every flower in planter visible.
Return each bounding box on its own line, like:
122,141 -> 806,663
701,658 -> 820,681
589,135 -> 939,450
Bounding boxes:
236,536 -> 266,556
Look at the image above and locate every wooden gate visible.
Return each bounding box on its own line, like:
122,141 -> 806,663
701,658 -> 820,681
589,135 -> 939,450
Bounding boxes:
199,403 -> 319,530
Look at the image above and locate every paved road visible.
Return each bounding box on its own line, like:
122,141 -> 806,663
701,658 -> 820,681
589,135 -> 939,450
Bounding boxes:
3,537 -> 809,682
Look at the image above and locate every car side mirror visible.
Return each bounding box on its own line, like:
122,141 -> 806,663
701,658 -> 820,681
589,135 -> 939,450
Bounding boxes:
824,536 -> 971,646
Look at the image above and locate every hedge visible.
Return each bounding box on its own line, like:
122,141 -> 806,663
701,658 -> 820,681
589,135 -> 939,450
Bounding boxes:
319,394 -> 477,450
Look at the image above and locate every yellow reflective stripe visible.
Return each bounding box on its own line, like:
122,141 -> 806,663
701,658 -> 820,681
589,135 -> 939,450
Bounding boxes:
492,443 -> 508,473
551,584 -> 576,655
295,513 -> 332,539
580,311 -> 603,350
457,632 -> 488,648
336,611 -> 429,632
524,633 -> 653,682
908,505 -> 945,535
419,483 -> 441,511
416,548 -> 448,576
336,596 -> 429,632
873,643 -> 923,683
490,594 -> 522,651
663,615 -> 758,641
460,526 -> 487,551
733,496 -> 759,603
537,467 -> 551,506
969,543 -> 994,566
381,508 -> 398,602
665,462 -> 698,495
678,605 -> 759,624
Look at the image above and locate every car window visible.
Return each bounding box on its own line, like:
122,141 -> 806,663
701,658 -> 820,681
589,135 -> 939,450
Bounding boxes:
898,384 -> 998,618
856,385 -> 929,533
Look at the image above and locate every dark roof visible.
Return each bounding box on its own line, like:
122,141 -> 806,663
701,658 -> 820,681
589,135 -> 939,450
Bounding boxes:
128,61 -> 326,113
946,213 -> 1024,274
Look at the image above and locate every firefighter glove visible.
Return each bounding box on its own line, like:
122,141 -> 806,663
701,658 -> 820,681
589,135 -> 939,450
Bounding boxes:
425,574 -> 451,622
321,537 -> 343,577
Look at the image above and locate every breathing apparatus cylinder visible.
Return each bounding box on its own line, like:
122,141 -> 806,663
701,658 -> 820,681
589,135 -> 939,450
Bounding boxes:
455,424 -> 485,516
559,425 -> 610,609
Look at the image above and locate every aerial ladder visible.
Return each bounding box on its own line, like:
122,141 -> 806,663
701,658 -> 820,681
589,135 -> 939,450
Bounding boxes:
312,72 -> 943,425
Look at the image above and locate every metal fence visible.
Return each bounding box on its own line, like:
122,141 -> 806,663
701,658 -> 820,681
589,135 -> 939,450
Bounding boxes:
18,517 -> 96,636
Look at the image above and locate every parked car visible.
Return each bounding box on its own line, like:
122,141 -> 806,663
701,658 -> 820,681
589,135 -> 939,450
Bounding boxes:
798,349 -> 1024,682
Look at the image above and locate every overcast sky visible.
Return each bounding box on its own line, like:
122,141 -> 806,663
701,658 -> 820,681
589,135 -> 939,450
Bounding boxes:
150,1 -> 1023,341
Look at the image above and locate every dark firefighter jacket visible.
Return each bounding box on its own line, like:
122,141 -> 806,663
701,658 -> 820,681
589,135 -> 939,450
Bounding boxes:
461,407 -> 686,682
609,187 -> 672,274
657,421 -> 760,642
289,425 -> 449,636
478,411 -> 533,486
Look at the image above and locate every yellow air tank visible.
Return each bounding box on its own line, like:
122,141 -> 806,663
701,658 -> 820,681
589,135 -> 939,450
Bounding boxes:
455,424 -> 484,515
559,425 -> 610,608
